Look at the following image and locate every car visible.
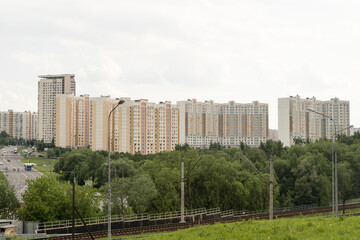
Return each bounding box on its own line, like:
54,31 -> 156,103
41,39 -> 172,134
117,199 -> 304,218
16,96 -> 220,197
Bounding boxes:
7,159 -> 10,162
0,162 -> 3,165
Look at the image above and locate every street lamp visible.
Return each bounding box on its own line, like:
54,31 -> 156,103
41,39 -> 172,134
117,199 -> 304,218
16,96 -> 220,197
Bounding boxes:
306,108 -> 352,217
108,99 -> 125,240
306,107 -> 336,216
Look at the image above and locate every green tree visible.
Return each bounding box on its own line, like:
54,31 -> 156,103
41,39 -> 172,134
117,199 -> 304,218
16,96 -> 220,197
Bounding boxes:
338,161 -> 353,215
57,149 -> 106,185
103,174 -> 157,214
0,131 -> 10,138
107,178 -> 133,215
127,174 -> 157,213
293,176 -> 313,205
0,179 -> 20,219
318,174 -> 331,206
19,176 -> 101,221
148,167 -> 180,212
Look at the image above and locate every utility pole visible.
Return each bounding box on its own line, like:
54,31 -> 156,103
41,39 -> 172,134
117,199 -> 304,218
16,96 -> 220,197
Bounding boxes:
334,124 -> 338,217
72,176 -> 75,240
239,152 -> 273,220
269,152 -> 274,220
180,154 -> 185,223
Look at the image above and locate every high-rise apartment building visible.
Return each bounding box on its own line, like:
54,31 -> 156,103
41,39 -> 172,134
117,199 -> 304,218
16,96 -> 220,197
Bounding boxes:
268,129 -> 279,141
178,99 -> 268,148
56,95 -> 179,155
0,110 -> 38,140
278,95 -> 350,146
38,74 -> 76,143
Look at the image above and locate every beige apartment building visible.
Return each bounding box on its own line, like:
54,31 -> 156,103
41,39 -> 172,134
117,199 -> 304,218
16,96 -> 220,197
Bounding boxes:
56,95 -> 179,154
0,110 -> 38,140
178,99 -> 269,148
278,95 -> 350,146
38,74 -> 76,143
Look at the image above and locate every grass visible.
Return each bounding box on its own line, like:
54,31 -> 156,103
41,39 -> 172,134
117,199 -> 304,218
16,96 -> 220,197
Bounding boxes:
19,147 -> 57,173
307,207 -> 360,217
115,216 -> 360,240
21,154 -> 59,175
0,170 -> 5,181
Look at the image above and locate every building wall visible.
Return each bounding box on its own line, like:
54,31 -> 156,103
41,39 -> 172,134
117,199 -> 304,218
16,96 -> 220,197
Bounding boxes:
0,110 -> 38,140
268,129 -> 278,141
56,94 -> 74,148
55,96 -> 180,155
89,96 -> 110,151
278,95 -> 350,146
38,74 -> 76,143
177,99 -> 269,148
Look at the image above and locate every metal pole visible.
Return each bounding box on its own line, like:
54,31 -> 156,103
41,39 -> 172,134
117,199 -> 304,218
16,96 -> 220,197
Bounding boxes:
307,108 -> 337,217
107,111 -> 112,240
107,99 -> 124,240
334,124 -> 338,217
72,176 -> 75,240
180,154 -> 185,223
331,131 -> 335,217
269,152 -> 273,220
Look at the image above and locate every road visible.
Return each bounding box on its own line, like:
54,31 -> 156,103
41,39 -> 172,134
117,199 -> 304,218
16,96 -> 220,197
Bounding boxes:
0,146 -> 43,202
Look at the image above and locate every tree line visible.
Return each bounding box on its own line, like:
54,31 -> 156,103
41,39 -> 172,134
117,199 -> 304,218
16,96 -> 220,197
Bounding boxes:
13,132 -> 360,221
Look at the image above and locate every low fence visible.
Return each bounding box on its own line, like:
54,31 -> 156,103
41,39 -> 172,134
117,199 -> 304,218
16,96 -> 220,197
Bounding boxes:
38,203 -> 320,231
38,208 -> 208,230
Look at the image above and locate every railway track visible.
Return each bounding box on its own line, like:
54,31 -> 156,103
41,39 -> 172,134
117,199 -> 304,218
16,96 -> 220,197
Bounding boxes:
36,202 -> 360,240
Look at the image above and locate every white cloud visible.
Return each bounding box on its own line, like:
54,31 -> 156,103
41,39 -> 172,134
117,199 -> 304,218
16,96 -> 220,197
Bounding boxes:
0,0 -> 360,129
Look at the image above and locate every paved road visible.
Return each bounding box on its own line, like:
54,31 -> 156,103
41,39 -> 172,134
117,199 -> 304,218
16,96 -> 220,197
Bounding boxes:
0,146 -> 43,202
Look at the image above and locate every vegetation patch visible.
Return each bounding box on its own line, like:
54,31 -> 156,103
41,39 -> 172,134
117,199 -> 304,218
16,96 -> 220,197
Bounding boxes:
143,216 -> 360,240
21,155 -> 58,174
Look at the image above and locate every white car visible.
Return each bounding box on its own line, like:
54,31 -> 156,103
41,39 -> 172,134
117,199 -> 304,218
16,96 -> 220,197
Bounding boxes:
0,162 -> 3,165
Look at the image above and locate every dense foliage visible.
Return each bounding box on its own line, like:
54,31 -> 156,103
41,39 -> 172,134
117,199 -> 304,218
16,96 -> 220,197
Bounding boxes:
0,131 -> 18,147
19,176 -> 102,222
52,133 -> 360,217
0,172 -> 20,219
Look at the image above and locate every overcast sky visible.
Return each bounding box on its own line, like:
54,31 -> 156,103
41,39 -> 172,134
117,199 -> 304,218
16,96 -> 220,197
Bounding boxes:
1,0 -> 359,129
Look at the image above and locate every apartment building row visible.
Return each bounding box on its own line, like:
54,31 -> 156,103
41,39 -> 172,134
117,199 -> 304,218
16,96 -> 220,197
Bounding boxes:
178,99 -> 269,148
0,110 -> 38,140
278,95 -> 350,146
55,96 -> 270,153
56,95 -> 180,155
0,74 -> 347,154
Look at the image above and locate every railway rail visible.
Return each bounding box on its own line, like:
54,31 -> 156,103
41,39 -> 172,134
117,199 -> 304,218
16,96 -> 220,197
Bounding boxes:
35,202 -> 360,240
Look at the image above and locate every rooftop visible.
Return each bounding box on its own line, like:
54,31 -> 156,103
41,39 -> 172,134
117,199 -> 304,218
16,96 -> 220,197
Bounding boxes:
38,74 -> 75,79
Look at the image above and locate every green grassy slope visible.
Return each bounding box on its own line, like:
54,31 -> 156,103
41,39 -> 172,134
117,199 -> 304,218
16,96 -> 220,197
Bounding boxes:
143,216 -> 360,240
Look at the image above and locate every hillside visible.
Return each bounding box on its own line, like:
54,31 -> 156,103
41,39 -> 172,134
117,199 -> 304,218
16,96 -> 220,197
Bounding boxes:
144,216 -> 360,240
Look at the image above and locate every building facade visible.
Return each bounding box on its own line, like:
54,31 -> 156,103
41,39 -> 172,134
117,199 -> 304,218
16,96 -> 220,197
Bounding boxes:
38,74 -> 76,143
268,129 -> 279,141
0,110 -> 38,140
178,99 -> 269,148
55,95 -> 179,154
278,95 -> 350,146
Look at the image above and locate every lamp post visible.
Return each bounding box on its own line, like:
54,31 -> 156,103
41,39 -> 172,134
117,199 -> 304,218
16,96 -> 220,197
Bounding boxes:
180,154 -> 185,223
306,108 -> 352,217
108,99 -> 125,240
